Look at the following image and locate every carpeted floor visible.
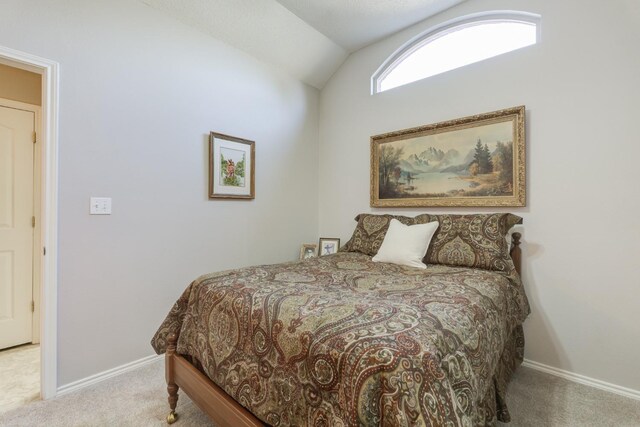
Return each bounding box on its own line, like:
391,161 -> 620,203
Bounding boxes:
0,344 -> 40,414
0,359 -> 638,426
500,367 -> 640,426
0,358 -> 211,427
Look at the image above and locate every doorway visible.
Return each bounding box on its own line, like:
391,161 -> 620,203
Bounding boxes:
0,68 -> 42,413
0,47 -> 59,406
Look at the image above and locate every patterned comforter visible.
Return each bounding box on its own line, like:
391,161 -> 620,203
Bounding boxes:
152,252 -> 529,426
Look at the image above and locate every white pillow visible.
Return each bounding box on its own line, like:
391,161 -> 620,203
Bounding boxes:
372,219 -> 439,269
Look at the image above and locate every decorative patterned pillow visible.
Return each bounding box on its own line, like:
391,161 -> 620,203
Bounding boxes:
342,213 -> 521,272
340,213 -> 431,256
423,213 -> 522,272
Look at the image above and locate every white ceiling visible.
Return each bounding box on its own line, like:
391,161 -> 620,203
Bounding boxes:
140,0 -> 466,89
274,0 -> 468,52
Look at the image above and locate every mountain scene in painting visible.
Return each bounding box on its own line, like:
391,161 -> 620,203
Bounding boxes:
378,121 -> 515,199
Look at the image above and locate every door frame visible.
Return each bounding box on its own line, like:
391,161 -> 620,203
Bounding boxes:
0,97 -> 41,344
0,46 -> 59,399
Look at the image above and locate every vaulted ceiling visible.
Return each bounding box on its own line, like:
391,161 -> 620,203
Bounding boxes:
140,0 -> 467,89
274,0 -> 467,51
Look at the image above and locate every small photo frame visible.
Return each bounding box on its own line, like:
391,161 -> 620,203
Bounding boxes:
318,238 -> 340,256
299,244 -> 318,260
209,132 -> 255,199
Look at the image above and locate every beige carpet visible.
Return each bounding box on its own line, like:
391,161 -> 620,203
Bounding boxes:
0,344 -> 40,414
501,367 -> 640,426
0,359 -> 639,426
0,359 -> 212,427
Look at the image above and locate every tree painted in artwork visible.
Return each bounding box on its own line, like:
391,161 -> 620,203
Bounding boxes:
470,139 -> 493,175
483,143 -> 493,172
393,166 -> 402,183
493,141 -> 514,191
379,145 -> 404,195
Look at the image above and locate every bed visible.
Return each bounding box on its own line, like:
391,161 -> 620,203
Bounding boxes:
151,213 -> 529,426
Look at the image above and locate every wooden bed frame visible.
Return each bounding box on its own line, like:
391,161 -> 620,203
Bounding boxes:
164,232 -> 523,425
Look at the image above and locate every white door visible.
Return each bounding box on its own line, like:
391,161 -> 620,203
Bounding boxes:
0,104 -> 34,350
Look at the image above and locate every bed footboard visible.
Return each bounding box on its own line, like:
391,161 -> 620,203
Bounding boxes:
165,333 -> 264,426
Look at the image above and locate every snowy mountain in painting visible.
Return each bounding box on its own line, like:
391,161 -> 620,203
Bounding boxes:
399,147 -> 466,173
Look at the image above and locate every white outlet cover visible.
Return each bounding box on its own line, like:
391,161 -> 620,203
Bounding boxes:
90,197 -> 112,215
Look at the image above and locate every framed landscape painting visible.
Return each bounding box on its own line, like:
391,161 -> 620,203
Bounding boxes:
209,132 -> 255,199
370,106 -> 525,207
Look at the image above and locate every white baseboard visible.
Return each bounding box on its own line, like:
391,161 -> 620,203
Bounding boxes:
522,359 -> 640,401
53,355 -> 640,402
56,354 -> 162,397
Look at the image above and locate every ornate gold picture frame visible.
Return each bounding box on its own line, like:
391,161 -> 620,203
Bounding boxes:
371,106 -> 525,207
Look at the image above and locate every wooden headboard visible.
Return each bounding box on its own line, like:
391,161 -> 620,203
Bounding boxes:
510,232 -> 522,276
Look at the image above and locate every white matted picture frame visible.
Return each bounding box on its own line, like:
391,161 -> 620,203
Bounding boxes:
318,238 -> 340,256
209,132 -> 255,199
299,244 -> 318,260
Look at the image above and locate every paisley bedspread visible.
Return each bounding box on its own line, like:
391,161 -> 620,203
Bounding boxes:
152,252 -> 529,426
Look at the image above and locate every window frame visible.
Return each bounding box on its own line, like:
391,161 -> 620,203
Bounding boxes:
372,11 -> 541,94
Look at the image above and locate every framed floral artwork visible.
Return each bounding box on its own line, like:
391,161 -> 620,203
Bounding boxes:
209,132 -> 255,199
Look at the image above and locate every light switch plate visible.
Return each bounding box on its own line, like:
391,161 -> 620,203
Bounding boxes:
90,197 -> 112,215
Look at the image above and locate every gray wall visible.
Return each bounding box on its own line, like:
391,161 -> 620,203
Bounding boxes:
319,0 -> 640,391
0,0 -> 319,386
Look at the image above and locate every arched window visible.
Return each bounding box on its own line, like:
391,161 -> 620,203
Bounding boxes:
373,11 -> 540,93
